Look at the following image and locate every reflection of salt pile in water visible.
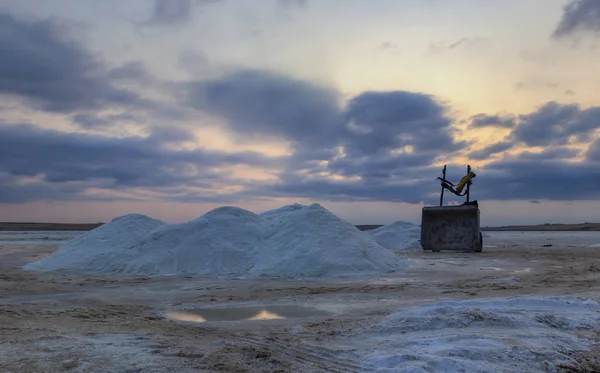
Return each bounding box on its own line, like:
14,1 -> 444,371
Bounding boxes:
24,204 -> 404,278
23,214 -> 165,272
369,221 -> 422,251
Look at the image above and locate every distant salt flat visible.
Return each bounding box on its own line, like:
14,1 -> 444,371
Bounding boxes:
0,231 -> 83,245
484,231 -> 600,247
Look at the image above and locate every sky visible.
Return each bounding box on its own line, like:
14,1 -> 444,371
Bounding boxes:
1,0 -> 600,226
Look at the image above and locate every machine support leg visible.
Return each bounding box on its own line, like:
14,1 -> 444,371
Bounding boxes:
466,165 -> 471,203
440,165 -> 446,206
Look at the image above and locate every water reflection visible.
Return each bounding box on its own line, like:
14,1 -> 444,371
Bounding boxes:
166,311 -> 206,323
247,310 -> 285,320
166,305 -> 329,323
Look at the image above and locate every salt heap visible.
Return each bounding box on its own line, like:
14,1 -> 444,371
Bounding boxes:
353,295 -> 600,372
23,214 -> 165,272
24,203 -> 405,278
251,203 -> 403,277
111,207 -> 269,276
369,221 -> 422,251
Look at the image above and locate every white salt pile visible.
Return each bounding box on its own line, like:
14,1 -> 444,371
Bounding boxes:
24,214 -> 165,272
25,203 -> 404,278
368,221 -> 422,251
352,295 -> 600,372
108,207 -> 270,276
251,204 -> 402,277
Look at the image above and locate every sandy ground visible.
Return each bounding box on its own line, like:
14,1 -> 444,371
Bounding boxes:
1,239 -> 600,372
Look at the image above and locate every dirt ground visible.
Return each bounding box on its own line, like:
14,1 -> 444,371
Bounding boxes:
1,242 -> 600,372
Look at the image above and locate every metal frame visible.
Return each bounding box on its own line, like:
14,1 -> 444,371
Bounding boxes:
439,164 -> 472,206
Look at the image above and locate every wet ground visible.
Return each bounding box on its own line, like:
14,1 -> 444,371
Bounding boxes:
1,232 -> 600,372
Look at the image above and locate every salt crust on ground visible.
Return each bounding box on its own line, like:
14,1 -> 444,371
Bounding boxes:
353,295 -> 600,373
24,204 -> 405,278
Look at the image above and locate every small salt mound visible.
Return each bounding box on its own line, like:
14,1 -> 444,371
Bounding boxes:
369,221 -> 422,251
354,295 -> 600,372
23,214 -> 165,272
96,206 -> 268,276
250,204 -> 405,278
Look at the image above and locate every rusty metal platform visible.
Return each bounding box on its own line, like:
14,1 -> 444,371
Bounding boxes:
420,204 -> 482,252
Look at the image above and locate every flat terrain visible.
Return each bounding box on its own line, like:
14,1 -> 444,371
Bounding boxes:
5,221 -> 600,232
483,223 -> 600,231
0,223 -> 103,231
1,233 -> 600,372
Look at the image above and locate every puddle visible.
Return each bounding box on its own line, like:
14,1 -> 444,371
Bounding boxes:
166,305 -> 330,323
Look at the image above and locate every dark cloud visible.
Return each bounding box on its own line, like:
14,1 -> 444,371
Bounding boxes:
0,12 -> 154,113
0,173 -> 89,204
477,158 -> 600,201
144,0 -> 220,27
515,147 -> 581,161
184,69 -> 460,156
553,0 -> 600,38
342,90 -> 460,157
530,200 -> 541,204
146,126 -> 197,145
511,102 -> 600,146
585,139 -> 600,161
184,69 -> 342,149
0,123 -> 280,203
183,68 -> 463,198
245,149 -> 600,205
107,62 -> 153,84
72,113 -> 138,129
469,141 -> 513,160
0,64 -> 469,205
2,30 -> 599,211
254,164 -> 442,204
468,114 -> 516,128
145,0 -> 193,26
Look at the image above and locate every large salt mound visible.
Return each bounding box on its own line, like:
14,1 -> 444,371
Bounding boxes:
369,221 -> 422,251
250,204 -> 405,278
110,207 -> 269,276
23,214 -> 165,272
259,203 -> 305,228
24,204 -> 406,278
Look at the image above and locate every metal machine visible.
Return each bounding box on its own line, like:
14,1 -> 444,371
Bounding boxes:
420,165 -> 483,252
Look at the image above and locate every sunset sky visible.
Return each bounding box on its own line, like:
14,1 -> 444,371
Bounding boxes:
1,0 -> 600,226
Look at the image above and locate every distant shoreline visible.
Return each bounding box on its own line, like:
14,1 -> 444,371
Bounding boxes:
0,222 -> 103,231
481,223 -> 600,231
358,224 -> 600,232
2,222 -> 600,232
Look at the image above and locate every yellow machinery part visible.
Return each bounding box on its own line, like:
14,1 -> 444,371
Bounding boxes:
455,171 -> 476,193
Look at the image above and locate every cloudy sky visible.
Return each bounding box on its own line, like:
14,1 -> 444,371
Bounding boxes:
1,0 -> 600,226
